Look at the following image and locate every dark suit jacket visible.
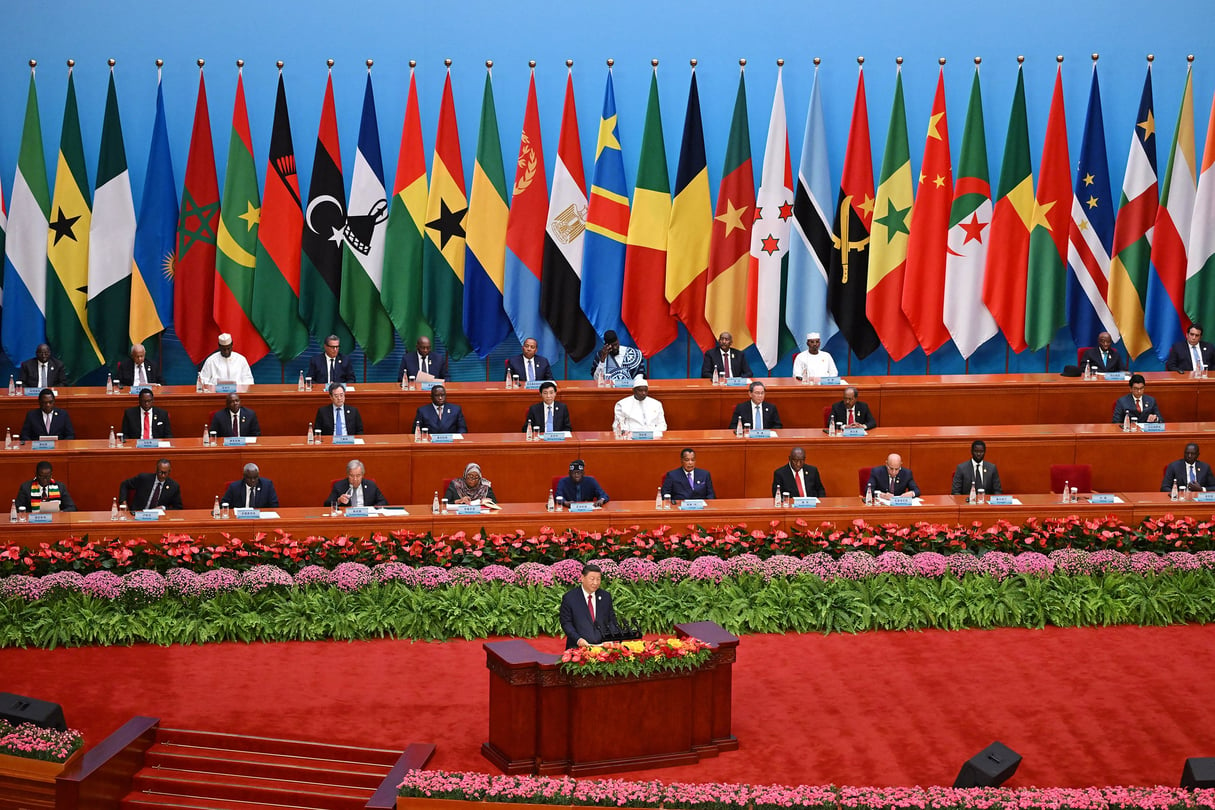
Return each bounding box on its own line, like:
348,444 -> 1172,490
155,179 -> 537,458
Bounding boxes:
1078,347 -> 1126,373
505,354 -> 554,382
115,359 -> 163,387
729,401 -> 782,430
951,461 -> 1003,496
559,586 -> 617,649
307,353 -> 357,386
868,466 -> 921,497
556,474 -> 610,505
1161,460 -> 1215,492
121,406 -> 173,439
314,404 -> 365,436
19,408 -> 75,441
1112,394 -> 1162,424
661,467 -> 716,500
324,479 -> 389,507
16,479 -> 76,512
120,471 -> 183,511
830,400 -> 877,430
398,352 -> 449,382
772,464 -> 826,498
221,478 -> 279,509
19,357 -> 67,387
524,402 -> 572,433
1165,340 -> 1215,372
700,347 -> 753,379
209,407 -> 262,438
414,403 -> 467,434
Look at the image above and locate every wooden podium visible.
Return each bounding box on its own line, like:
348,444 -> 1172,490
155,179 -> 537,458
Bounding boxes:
481,622 -> 738,776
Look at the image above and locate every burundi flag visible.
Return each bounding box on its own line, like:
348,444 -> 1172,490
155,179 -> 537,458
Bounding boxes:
46,64 -> 104,381
828,64 -> 879,360
581,64 -> 632,345
1147,64 -> 1197,361
130,66 -> 176,345
504,69 -> 562,362
706,67 -> 755,348
214,68 -> 269,364
381,64 -> 429,340
251,69 -> 309,361
622,65 -> 677,356
2,68 -> 50,365
1108,64 -> 1157,359
746,64 -> 796,370
787,62 -> 838,347
903,65 -> 953,354
944,65 -> 997,359
666,68 -> 715,352
422,66 -> 472,360
982,62 -> 1034,353
541,68 -> 599,362
866,65 -> 918,362
339,70 -> 394,363
87,64 -> 136,365
1187,84 -> 1215,330
174,66 -> 221,364
1065,62 -> 1120,349
463,66 -> 512,358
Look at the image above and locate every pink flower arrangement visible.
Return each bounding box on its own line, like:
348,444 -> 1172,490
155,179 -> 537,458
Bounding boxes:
0,718 -> 83,763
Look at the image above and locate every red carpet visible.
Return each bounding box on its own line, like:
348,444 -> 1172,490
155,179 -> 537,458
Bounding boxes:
3,625 -> 1214,787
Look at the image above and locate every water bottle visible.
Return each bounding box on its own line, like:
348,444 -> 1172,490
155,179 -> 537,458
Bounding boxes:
202,424 -> 210,446
4,428 -> 10,450
969,482 -> 977,504
414,421 -> 422,442
735,417 -> 743,438
864,483 -> 873,506
655,487 -> 663,509
712,367 -> 720,386
505,373 -> 513,389
774,489 -> 782,508
212,496 -> 221,518
106,373 -> 114,394
1122,411 -> 1131,432
1062,481 -> 1070,503
297,371 -> 305,391
108,426 -> 116,448
195,372 -> 203,392
547,489 -> 555,511
1170,480 -> 1179,501
306,422 -> 314,444
431,491 -> 440,514
9,500 -> 16,523
6,376 -> 13,396
110,498 -> 119,521
828,419 -> 836,437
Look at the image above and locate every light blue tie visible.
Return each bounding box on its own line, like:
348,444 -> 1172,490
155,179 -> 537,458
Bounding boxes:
754,405 -> 762,431
545,405 -> 553,433
335,407 -> 345,437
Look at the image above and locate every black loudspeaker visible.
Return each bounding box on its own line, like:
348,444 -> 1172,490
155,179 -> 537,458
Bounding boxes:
953,741 -> 1022,788
0,692 -> 66,731
1181,758 -> 1215,788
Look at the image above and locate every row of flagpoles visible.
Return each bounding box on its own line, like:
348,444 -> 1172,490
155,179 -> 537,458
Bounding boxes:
0,54 -> 1212,384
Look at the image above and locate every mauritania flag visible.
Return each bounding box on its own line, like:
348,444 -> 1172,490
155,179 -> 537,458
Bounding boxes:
581,66 -> 632,345
1187,84 -> 1215,330
1147,65 -> 1196,361
943,66 -> 997,359
1065,63 -> 1120,349
88,65 -> 136,365
130,67 -> 176,345
706,67 -> 754,349
422,67 -> 472,359
339,71 -> 394,363
252,70 -> 309,361
746,65 -> 796,370
382,65 -> 428,340
46,65 -> 103,381
214,69 -> 269,364
787,63 -> 837,347
463,66 -> 511,358
2,69 -> 49,365
1108,64 -> 1157,359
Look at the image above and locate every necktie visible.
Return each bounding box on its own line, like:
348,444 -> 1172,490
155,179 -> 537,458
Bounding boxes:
1189,464 -> 1197,485
44,413 -> 52,434
1136,398 -> 1143,413
545,405 -> 553,432
723,352 -> 731,378
335,407 -> 345,436
422,356 -> 429,374
848,407 -> 855,425
1193,345 -> 1203,371
147,481 -> 161,510
975,463 -> 982,487
246,486 -> 253,508
232,413 -> 239,437
754,405 -> 762,431
527,359 -> 534,382
136,365 -> 144,386
796,469 -> 806,497
587,594 -> 595,623
328,359 -> 335,384
687,471 -> 695,490
143,410 -> 152,439
39,364 -> 47,388
352,486 -> 361,507
1101,351 -> 1108,367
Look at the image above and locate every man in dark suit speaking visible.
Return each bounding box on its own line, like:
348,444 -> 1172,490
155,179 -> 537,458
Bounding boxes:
325,459 -> 389,508
559,562 -> 617,649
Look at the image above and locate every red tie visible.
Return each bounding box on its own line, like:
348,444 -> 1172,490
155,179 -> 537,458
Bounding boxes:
143,410 -> 152,439
1136,399 -> 1143,413
587,594 -> 595,623
848,408 -> 855,425
723,353 -> 731,378
796,470 -> 806,497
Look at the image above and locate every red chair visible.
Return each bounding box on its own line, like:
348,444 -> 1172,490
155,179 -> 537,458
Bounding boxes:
858,467 -> 873,497
1077,347 -> 1092,367
822,405 -> 833,429
1050,464 -> 1092,493
441,478 -> 454,499
551,475 -> 563,494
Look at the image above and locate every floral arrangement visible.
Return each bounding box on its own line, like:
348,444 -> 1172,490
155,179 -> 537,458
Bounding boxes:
6,513 -> 1215,578
0,718 -> 83,763
398,771 -> 1215,810
559,636 -> 713,678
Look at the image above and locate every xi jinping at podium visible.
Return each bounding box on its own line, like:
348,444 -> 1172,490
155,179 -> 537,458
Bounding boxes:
559,563 -> 617,649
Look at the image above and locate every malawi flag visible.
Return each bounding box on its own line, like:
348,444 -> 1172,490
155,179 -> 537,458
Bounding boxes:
422,67 -> 472,360
130,67 -> 176,346
705,68 -> 754,348
87,65 -> 137,366
903,66 -> 953,354
252,70 -> 309,361
982,63 -> 1033,353
299,70 -> 353,352
827,65 -> 879,360
622,66 -> 677,357
175,66 -> 221,364
541,69 -> 599,362
1187,82 -> 1215,330
381,65 -> 429,340
46,65 -> 103,381
865,66 -> 918,362
214,69 -> 269,364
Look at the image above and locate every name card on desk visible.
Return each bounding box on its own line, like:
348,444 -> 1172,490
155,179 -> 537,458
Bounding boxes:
129,385 -> 153,396
725,377 -> 751,386
31,439 -> 56,450
890,495 -> 914,507
420,381 -> 438,391
344,506 -> 372,517
841,427 -> 866,438
214,383 -> 238,394
749,429 -> 776,439
234,508 -> 262,519
23,387 -> 42,396
630,430 -> 655,441
792,497 -> 818,508
29,513 -> 53,523
612,378 -> 634,388
222,436 -> 248,447
524,380 -> 544,389
429,433 -> 456,443
1139,422 -> 1166,432
1102,372 -> 1129,381
540,431 -> 567,441
332,434 -> 358,445
1195,491 -> 1215,502
135,439 -> 160,449
570,502 -> 595,513
988,495 -> 1015,506
1090,493 -> 1117,504
819,375 -> 841,385
679,499 -> 707,510
456,503 -> 482,515
134,510 -> 161,521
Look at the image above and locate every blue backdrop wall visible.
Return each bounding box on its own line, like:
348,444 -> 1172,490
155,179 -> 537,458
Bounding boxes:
0,0 -> 1212,383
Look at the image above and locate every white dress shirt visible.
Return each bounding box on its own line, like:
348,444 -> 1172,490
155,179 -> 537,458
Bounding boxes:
199,351 -> 255,385
613,396 -> 667,432
793,350 -> 839,379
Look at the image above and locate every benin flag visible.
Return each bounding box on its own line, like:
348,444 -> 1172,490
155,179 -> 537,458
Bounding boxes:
382,65 -> 429,340
1024,64 -> 1071,351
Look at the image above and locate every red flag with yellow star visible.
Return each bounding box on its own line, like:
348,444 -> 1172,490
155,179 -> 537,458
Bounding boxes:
1024,63 -> 1071,350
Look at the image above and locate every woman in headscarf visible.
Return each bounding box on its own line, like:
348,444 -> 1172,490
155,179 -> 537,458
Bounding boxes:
445,462 -> 497,505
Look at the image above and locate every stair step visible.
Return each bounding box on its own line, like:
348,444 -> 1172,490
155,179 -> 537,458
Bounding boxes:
131,767 -> 371,807
146,745 -> 388,787
155,727 -> 400,766
122,793 -> 328,810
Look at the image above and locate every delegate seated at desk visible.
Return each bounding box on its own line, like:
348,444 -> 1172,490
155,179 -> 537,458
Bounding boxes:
15,460 -> 77,513
1160,443 -> 1215,492
445,463 -> 497,505
1111,374 -> 1162,424
221,463 -> 279,509
325,459 -> 389,507
524,381 -> 571,433
555,459 -> 609,506
868,453 -> 920,497
661,448 -> 715,500
20,389 -> 75,441
950,440 -> 1002,496
415,385 -> 467,434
